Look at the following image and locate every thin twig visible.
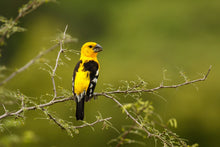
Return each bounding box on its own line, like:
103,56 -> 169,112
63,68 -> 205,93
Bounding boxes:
2,104 -> 8,114
21,95 -> 25,108
73,117 -> 112,129
51,25 -> 68,100
41,108 -> 66,130
116,102 -> 152,147
0,39 -> 75,87
116,125 -> 136,147
103,94 -> 152,136
41,107 -> 111,131
116,101 -> 155,147
103,93 -> 172,146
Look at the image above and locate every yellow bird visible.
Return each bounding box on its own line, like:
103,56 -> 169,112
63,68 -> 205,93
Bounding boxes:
72,42 -> 103,120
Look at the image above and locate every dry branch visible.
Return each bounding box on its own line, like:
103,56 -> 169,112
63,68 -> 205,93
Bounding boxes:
103,93 -> 172,146
41,107 -> 66,130
73,117 -> 112,129
0,39 -> 76,86
0,66 -> 211,120
51,25 -> 68,100
96,65 -> 212,96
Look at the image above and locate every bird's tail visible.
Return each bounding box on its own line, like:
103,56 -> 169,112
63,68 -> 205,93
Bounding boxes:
76,97 -> 85,120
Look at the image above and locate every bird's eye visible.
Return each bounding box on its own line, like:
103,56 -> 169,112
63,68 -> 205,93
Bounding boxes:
88,45 -> 93,48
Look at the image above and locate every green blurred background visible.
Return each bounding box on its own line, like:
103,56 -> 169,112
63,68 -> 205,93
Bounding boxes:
0,0 -> 220,146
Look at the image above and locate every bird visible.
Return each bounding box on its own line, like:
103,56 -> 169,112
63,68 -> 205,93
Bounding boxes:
72,42 -> 103,120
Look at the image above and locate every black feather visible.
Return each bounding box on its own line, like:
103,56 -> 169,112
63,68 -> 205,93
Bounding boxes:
76,97 -> 85,120
84,61 -> 99,101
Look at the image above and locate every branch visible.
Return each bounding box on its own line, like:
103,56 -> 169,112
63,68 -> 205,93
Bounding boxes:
0,66 -> 211,121
0,97 -> 73,120
95,65 -> 212,96
103,94 -> 151,135
116,125 -> 135,147
73,117 -> 112,129
2,104 -> 8,114
0,39 -> 76,86
1,97 -> 112,133
41,107 -> 66,130
116,100 -> 152,147
103,93 -> 172,146
51,25 -> 68,100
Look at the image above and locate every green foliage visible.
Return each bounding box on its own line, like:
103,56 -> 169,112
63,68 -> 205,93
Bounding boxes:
0,89 -> 23,106
0,0 -> 55,46
18,0 -> 56,18
0,16 -> 26,41
0,130 -> 37,147
2,118 -> 24,129
110,96 -> 188,146
0,66 -> 6,78
168,118 -> 177,129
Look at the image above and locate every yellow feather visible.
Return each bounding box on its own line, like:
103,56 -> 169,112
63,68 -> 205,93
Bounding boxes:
74,63 -> 90,95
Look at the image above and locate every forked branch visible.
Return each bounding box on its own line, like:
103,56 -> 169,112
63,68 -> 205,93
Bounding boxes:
0,39 -> 76,87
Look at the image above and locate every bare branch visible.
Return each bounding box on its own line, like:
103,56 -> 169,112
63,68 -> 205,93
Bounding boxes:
0,97 -> 74,120
95,66 -> 212,96
0,39 -> 75,87
103,94 -> 151,136
51,25 -> 68,100
73,117 -> 112,129
204,65 -> 212,79
103,93 -> 172,146
41,108 -> 66,130
0,95 -> 111,131
0,66 -> 211,122
116,125 -> 136,147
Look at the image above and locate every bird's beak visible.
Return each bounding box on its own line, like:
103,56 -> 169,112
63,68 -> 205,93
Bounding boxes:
93,44 -> 103,52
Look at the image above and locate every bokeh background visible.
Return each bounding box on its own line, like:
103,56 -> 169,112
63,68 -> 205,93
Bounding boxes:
0,0 -> 220,146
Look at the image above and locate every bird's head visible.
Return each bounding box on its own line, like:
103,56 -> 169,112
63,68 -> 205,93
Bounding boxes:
80,42 -> 103,58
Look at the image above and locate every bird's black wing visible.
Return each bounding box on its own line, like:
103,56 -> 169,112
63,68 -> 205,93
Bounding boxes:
83,60 -> 99,102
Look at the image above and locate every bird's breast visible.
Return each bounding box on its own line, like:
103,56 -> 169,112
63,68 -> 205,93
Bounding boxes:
74,66 -> 90,96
